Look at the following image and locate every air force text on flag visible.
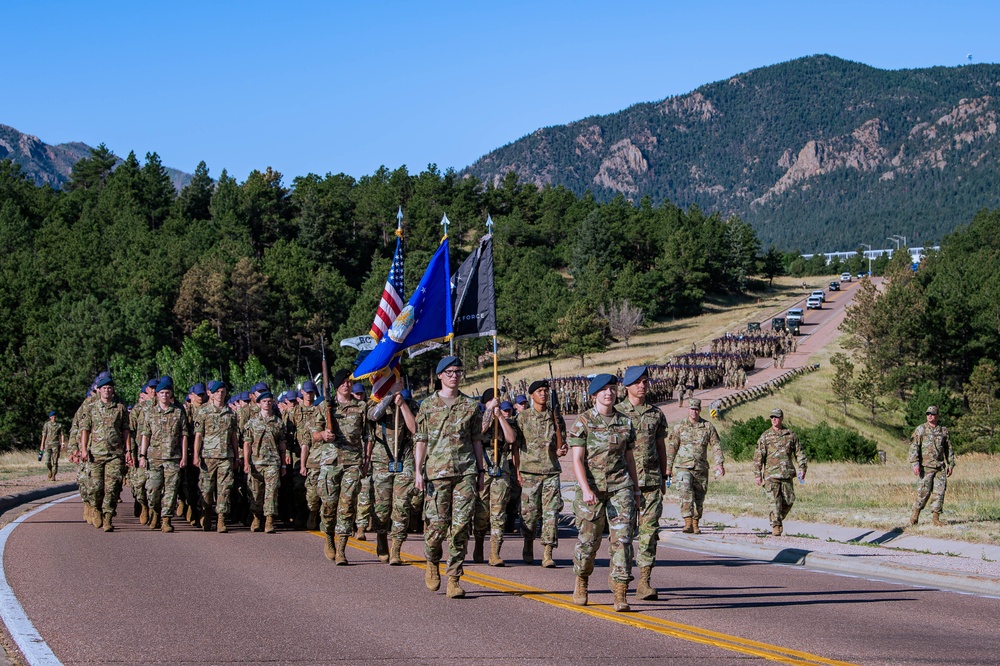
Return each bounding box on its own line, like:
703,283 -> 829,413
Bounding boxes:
353,238 -> 454,382
452,234 -> 496,341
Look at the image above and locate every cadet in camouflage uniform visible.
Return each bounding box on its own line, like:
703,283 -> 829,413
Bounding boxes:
193,380 -> 239,533
69,389 -> 97,524
414,356 -> 485,599
615,366 -> 668,601
180,384 -> 207,526
665,398 -> 724,535
129,379 -> 158,524
474,389 -> 517,567
139,376 -> 189,533
241,390 -> 288,533
513,380 -> 566,569
908,405 -> 955,527
291,381 -> 325,530
352,382 -> 374,540
39,411 -> 64,481
753,408 -> 807,536
568,374 -> 639,612
78,374 -> 130,532
367,388 -> 419,564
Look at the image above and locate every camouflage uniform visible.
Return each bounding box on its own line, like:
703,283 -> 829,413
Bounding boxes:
370,401 -> 418,542
242,411 -> 287,518
195,403 -> 238,518
908,423 -> 955,514
181,401 -> 205,521
415,392 -> 483,578
290,402 -> 326,525
40,420 -> 63,477
316,397 -> 368,537
616,400 -> 668,568
568,408 -> 636,584
79,399 -> 129,515
474,413 -> 516,545
665,418 -> 724,521
753,427 -> 807,529
515,406 -> 566,547
142,403 -> 188,520
355,472 -> 374,533
69,396 -> 97,509
128,401 -> 152,510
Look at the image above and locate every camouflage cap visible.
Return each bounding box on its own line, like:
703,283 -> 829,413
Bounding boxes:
688,398 -> 701,409
926,405 -> 939,415
770,408 -> 783,418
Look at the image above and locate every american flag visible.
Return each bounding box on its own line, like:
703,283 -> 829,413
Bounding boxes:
368,236 -> 404,399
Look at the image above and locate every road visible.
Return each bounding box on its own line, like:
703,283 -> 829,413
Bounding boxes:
4,493 -> 999,665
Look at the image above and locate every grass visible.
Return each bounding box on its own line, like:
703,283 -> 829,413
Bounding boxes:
0,449 -> 52,482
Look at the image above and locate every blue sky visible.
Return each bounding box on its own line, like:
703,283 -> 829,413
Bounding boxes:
5,1 -> 998,182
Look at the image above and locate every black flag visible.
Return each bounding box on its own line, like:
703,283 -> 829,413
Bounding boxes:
452,234 -> 496,340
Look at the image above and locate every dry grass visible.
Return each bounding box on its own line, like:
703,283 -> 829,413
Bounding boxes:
0,449 -> 50,482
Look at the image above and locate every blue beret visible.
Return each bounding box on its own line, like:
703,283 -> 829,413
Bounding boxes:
257,391 -> 273,401
286,392 -> 298,402
207,380 -> 226,393
190,383 -> 206,396
144,378 -> 159,390
500,401 -> 513,411
94,374 -> 114,389
352,382 -> 365,394
238,391 -> 250,402
514,394 -> 527,404
48,410 -> 56,417
587,373 -> 617,395
436,356 -> 462,374
156,376 -> 174,392
400,389 -> 412,401
251,382 -> 269,394
94,370 -> 111,383
622,366 -> 648,387
301,380 -> 318,394
227,397 -> 235,405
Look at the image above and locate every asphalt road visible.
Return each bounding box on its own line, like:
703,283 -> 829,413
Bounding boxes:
5,494 -> 1000,665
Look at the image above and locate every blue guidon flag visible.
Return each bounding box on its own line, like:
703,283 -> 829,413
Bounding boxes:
354,238 -> 454,385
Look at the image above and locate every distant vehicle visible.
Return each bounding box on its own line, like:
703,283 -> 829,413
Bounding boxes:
811,289 -> 826,302
771,317 -> 785,332
807,296 -> 823,310
788,319 -> 801,335
857,272 -> 867,279
829,281 -> 840,291
841,273 -> 852,282
786,308 -> 804,327
747,322 -> 761,332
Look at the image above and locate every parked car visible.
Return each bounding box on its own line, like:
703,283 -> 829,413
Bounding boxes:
841,272 -> 852,282
829,281 -> 840,291
811,289 -> 826,302
807,296 -> 823,310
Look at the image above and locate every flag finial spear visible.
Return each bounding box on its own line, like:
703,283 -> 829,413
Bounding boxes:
396,206 -> 403,238
440,213 -> 450,239
486,214 -> 494,235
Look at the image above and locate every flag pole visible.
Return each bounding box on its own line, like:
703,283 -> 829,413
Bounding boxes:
487,214 -> 499,467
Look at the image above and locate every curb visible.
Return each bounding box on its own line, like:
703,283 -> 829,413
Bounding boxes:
664,533 -> 1000,598
0,483 -> 76,518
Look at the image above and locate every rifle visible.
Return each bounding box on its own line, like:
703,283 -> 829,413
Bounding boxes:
321,334 -> 333,432
549,363 -> 565,454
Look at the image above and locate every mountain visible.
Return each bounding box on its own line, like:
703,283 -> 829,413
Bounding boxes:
464,55 -> 1000,252
0,124 -> 192,191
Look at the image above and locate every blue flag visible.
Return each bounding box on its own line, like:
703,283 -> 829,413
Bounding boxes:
353,238 -> 454,382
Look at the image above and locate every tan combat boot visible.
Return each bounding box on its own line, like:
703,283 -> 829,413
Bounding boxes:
139,503 -> 149,526
306,509 -> 319,531
389,538 -> 403,566
572,576 -> 589,606
772,524 -> 782,536
250,514 -> 262,533
692,519 -> 701,535
354,525 -> 367,541
102,513 -> 114,533
522,537 -> 534,564
217,514 -> 228,533
489,538 -> 505,567
636,566 -> 657,601
932,512 -> 943,527
542,545 -> 556,568
376,532 -> 390,563
909,508 -> 921,526
83,504 -> 89,523
149,513 -> 161,530
682,517 -> 694,533
186,503 -> 196,526
473,532 -> 485,564
161,516 -> 174,533
324,533 -> 337,561
176,499 -> 187,518
612,581 -> 631,612
264,516 -> 276,534
425,561 -> 441,591
335,535 -> 349,565
446,576 -> 465,599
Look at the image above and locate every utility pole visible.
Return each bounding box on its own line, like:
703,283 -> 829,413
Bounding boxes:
860,243 -> 873,276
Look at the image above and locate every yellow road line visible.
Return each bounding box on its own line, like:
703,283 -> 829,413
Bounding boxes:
312,533 -> 856,666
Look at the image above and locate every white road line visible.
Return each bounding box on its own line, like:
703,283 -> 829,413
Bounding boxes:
0,495 -> 75,666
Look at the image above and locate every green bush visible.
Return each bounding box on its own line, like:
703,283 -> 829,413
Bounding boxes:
721,416 -> 770,461
799,422 -> 878,463
904,382 -> 962,428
